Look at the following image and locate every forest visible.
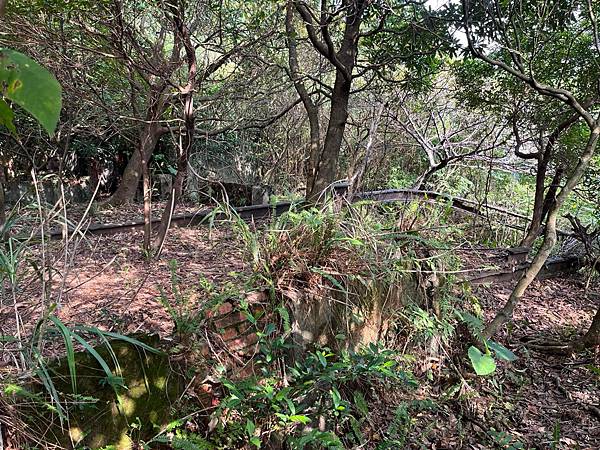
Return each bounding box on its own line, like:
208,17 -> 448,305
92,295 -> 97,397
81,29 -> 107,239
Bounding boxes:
0,0 -> 599,449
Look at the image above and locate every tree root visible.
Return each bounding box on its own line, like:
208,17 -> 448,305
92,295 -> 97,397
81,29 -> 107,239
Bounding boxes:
525,342 -> 573,355
586,404 -> 600,420
523,336 -> 598,355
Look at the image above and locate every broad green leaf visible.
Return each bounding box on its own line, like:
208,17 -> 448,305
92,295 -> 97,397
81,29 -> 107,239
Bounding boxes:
0,48 -> 62,136
289,415 -> 311,424
330,387 -> 342,409
285,397 -> 296,415
71,333 -> 116,384
486,340 -> 517,362
317,351 -> 327,367
468,345 -> 496,376
245,419 -> 255,436
0,98 -> 16,135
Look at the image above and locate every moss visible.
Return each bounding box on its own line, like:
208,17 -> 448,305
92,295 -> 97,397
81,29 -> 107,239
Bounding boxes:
47,335 -> 186,449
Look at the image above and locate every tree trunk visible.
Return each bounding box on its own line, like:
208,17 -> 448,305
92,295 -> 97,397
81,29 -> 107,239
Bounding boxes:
305,11 -> 362,201
577,306 -> 600,349
286,1 -> 321,199
484,125 -> 600,338
307,73 -> 352,200
484,203 -> 559,338
141,146 -> 152,253
521,111 -> 587,247
521,152 -> 551,247
107,86 -> 168,206
540,168 -> 563,221
152,119 -> 192,257
296,0 -> 365,202
153,2 -> 197,256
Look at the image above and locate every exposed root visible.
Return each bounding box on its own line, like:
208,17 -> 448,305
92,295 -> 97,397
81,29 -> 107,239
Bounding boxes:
523,336 -> 599,355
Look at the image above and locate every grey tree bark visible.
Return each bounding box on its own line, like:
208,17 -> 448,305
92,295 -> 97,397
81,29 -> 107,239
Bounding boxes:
107,85 -> 169,206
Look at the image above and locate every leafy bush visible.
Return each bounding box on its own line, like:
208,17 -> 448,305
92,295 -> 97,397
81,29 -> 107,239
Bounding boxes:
210,339 -> 417,449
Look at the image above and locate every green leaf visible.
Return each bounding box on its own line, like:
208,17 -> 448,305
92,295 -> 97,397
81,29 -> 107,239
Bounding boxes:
263,323 -> 276,336
49,316 -> 77,395
330,387 -> 342,409
243,310 -> 257,326
249,436 -> 261,448
78,327 -> 164,354
71,333 -> 117,384
317,351 -> 327,368
353,391 -> 369,417
245,419 -> 255,437
0,98 -> 16,135
486,340 -> 517,362
0,48 -> 62,136
468,345 -> 496,376
310,267 -> 346,294
289,415 -> 311,424
285,397 -> 296,415
31,349 -> 66,424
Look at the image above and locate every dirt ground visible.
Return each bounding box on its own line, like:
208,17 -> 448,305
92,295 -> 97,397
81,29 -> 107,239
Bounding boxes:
3,230 -> 244,338
470,277 -> 600,449
1,205 -> 598,449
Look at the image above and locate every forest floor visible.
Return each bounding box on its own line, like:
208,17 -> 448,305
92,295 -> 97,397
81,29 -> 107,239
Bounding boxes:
472,278 -> 599,449
1,204 -> 599,449
1,226 -> 245,339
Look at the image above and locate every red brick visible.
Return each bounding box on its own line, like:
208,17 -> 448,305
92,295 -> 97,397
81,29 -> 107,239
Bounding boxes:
220,327 -> 239,341
250,305 -> 266,317
214,312 -> 247,329
217,302 -> 233,315
246,291 -> 268,304
237,320 -> 254,334
233,361 -> 258,379
237,345 -> 259,357
228,333 -> 259,352
206,302 -> 233,319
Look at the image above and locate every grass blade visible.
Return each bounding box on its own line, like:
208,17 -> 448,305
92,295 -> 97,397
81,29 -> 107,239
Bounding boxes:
49,316 -> 77,394
82,327 -> 164,354
32,349 -> 66,425
71,333 -> 115,382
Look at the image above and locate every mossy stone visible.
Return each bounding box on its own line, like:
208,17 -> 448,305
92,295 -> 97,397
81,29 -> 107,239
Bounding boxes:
49,335 -> 185,449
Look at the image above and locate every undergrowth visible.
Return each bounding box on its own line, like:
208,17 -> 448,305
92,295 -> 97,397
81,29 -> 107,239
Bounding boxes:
1,199 -> 524,449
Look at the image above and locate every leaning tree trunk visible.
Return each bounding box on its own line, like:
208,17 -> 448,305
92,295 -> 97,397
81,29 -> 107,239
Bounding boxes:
107,86 -> 168,206
521,111 -> 587,247
153,3 -> 197,256
484,125 -> 600,338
